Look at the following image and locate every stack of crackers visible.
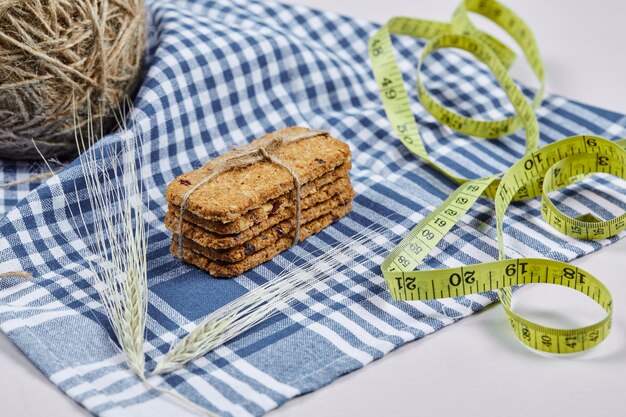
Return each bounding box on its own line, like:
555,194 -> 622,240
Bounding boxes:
165,127 -> 354,277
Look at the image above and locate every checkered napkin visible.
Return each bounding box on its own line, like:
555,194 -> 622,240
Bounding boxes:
1,0 -> 625,415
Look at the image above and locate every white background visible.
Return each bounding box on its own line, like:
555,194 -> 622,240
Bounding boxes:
1,1 -> 625,416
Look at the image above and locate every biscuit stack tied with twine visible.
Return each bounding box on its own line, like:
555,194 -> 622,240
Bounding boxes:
165,127 -> 354,277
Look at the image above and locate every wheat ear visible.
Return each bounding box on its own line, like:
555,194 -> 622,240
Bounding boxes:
70,105 -> 149,377
30,103 -> 220,415
71,111 -> 220,416
153,225 -> 390,375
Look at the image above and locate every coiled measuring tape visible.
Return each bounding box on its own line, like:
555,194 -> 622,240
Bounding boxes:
369,0 -> 626,353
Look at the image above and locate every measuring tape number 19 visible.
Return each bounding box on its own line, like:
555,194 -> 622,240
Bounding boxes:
369,0 -> 626,354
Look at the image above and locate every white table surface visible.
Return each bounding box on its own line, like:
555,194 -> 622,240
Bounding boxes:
1,1 -> 624,416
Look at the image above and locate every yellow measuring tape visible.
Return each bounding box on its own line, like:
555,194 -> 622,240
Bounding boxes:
369,0 -> 626,353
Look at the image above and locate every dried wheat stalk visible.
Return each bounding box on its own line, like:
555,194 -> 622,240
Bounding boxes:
154,226 -> 388,375
73,114 -> 149,377
48,105 -> 223,415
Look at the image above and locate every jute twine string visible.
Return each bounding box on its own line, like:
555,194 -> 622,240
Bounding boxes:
0,170 -> 62,189
0,0 -> 146,160
0,271 -> 31,279
177,130 -> 328,260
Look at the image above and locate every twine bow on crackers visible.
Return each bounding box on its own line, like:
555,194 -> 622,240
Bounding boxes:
176,129 -> 329,260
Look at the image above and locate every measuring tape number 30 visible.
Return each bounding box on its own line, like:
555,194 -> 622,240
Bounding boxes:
369,0 -> 626,354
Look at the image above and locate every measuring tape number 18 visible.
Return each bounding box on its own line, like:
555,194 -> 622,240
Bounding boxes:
369,0 -> 626,354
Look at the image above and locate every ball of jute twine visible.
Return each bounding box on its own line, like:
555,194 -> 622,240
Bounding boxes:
0,0 -> 146,160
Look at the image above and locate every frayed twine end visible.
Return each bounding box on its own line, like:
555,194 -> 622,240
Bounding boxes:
0,271 -> 32,279
0,171 -> 56,189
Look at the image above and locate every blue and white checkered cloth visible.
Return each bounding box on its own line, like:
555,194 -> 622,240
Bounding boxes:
1,0 -> 626,415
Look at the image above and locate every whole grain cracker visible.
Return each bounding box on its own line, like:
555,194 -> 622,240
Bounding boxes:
169,164 -> 350,234
165,127 -> 351,222
175,191 -> 354,262
165,185 -> 354,249
171,203 -> 352,277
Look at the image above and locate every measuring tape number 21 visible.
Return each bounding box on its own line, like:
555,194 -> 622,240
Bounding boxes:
369,0 -> 626,354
